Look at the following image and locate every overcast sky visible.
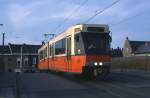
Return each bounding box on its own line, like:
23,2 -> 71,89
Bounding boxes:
0,0 -> 150,48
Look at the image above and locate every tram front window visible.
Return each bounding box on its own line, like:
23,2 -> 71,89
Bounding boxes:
74,32 -> 111,55
82,33 -> 111,55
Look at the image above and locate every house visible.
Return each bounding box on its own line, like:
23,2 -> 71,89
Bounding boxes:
0,46 -> 11,72
0,43 -> 41,72
123,37 -> 150,57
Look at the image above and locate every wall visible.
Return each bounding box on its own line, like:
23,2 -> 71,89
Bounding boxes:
123,39 -> 133,57
0,55 -> 38,72
0,56 -> 5,72
112,56 -> 150,71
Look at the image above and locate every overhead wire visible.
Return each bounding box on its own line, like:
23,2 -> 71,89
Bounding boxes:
110,8 -> 150,27
54,0 -> 89,33
84,0 -> 121,23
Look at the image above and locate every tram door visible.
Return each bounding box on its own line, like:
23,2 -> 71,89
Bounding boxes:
66,36 -> 72,72
51,44 -> 55,70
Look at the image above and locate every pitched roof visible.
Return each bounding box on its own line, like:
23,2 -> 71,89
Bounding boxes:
0,45 -> 11,54
135,42 -> 150,53
9,44 -> 41,54
0,44 -> 41,55
128,40 -> 150,53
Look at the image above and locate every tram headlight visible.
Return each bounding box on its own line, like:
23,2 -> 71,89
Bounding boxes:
94,62 -> 98,66
99,62 -> 103,66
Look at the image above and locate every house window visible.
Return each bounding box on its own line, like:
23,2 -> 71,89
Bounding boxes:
24,57 -> 28,65
33,57 -> 36,65
17,58 -> 21,67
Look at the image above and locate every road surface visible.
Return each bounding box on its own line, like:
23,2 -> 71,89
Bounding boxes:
0,73 -> 16,98
15,71 -> 150,98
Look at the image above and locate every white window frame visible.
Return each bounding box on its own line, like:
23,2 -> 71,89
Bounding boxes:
24,57 -> 29,65
17,58 -> 21,67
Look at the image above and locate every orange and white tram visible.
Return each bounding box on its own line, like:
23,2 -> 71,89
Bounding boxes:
38,24 -> 112,77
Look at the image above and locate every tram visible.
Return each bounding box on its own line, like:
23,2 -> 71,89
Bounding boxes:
38,24 -> 112,77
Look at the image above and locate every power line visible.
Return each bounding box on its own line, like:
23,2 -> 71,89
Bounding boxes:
54,0 -> 89,33
84,0 -> 121,23
110,8 -> 150,27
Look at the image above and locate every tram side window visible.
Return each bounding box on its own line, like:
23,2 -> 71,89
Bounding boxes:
62,39 -> 66,53
49,45 -> 51,56
40,51 -> 43,60
44,47 -> 47,58
43,49 -> 45,58
55,38 -> 66,55
52,44 -> 55,56
46,47 -> 48,57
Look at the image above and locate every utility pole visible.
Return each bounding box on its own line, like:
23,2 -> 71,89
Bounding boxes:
20,46 -> 23,72
2,33 -> 5,46
0,24 -> 4,46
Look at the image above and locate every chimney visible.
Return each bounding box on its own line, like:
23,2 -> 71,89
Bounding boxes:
126,37 -> 129,40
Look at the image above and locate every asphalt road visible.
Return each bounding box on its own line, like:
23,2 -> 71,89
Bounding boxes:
15,71 -> 150,98
0,73 -> 16,98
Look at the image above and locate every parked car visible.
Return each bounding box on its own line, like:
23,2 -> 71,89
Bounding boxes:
22,67 -> 36,73
14,68 -> 21,73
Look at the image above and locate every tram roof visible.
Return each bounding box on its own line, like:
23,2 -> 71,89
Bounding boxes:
39,24 -> 109,51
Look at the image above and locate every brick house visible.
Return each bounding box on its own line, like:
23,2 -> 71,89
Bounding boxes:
0,43 -> 41,72
123,37 -> 150,57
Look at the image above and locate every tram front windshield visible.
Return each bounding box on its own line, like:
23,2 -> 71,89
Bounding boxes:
82,32 -> 111,55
